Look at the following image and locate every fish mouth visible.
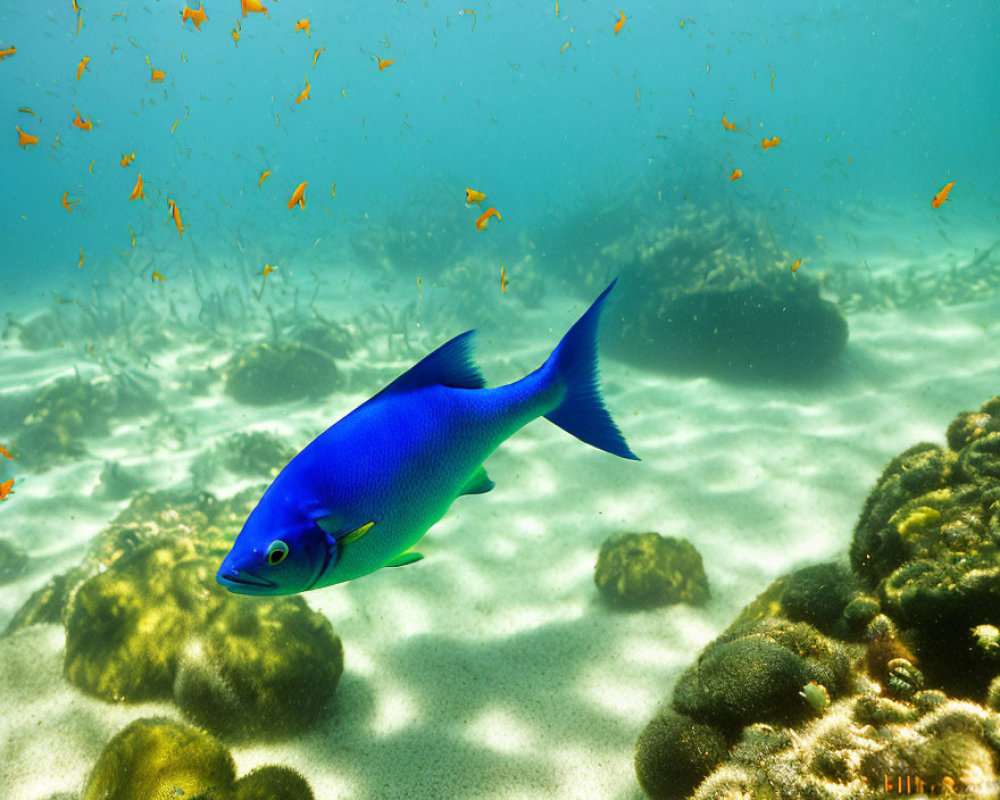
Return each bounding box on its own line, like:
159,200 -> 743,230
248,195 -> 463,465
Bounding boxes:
216,568 -> 276,593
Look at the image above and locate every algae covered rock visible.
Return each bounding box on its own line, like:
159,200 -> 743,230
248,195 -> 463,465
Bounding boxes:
17,311 -> 68,350
672,619 -> 851,729
634,710 -> 728,800
780,562 -> 859,635
224,341 -> 340,406
81,717 -> 318,800
191,430 -> 297,484
82,717 -> 235,800
595,531 -> 709,608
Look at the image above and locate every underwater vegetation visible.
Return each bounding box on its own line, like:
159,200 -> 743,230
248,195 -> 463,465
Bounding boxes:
82,717 -> 315,800
224,340 -> 342,406
636,395 -> 1000,799
190,429 -> 298,485
594,531 -> 709,608
5,489 -> 344,741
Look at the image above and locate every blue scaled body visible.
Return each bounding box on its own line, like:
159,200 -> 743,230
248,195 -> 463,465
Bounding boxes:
217,280 -> 638,596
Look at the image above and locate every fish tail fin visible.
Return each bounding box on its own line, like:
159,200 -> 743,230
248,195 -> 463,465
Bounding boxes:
542,279 -> 639,460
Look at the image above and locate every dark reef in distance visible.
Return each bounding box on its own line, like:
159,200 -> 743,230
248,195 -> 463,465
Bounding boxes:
635,395 -> 1000,800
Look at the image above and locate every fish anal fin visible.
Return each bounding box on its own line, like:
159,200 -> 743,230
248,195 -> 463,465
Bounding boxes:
461,465 -> 495,496
384,551 -> 424,568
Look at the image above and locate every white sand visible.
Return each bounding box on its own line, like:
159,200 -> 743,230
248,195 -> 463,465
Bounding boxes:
1,284 -> 999,799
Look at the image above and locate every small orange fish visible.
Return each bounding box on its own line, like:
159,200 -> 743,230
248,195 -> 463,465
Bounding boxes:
121,152 -> 135,167
0,478 -> 14,502
614,10 -> 626,35
241,0 -> 268,18
168,199 -> 186,238
181,3 -> 207,29
791,258 -> 802,273
288,181 -> 307,210
89,159 -> 95,173
476,206 -> 501,231
313,47 -> 325,68
259,170 -> 271,188
130,172 -> 144,200
130,226 -> 135,247
721,111 -> 740,132
0,46 -> 16,60
73,0 -> 81,11
377,56 -> 395,71
761,136 -> 780,150
770,69 -> 775,91
232,24 -> 241,44
417,276 -> 422,294
72,106 -> 92,131
931,181 -> 955,209
263,264 -> 277,276
331,183 -> 336,199
15,125 -> 38,147
152,269 -> 167,282
560,42 -> 570,55
729,169 -> 742,181
78,247 -> 84,268
76,55 -> 90,80
465,187 -> 486,205
0,445 -> 14,459
62,191 -> 80,212
501,265 -> 507,294
150,66 -> 165,83
296,76 -> 311,104
295,19 -> 310,36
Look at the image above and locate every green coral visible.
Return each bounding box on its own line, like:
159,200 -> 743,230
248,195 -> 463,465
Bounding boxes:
81,718 -> 317,800
81,717 -> 235,800
594,531 -> 709,608
634,710 -> 728,800
224,341 -> 340,406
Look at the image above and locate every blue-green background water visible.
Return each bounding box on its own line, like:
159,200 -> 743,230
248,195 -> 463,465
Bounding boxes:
1,0 -> 997,299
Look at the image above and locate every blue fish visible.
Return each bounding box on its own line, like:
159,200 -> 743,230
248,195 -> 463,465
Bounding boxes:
217,280 -> 638,596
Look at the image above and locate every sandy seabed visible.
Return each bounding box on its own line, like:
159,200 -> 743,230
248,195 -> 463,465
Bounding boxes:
1,284 -> 999,800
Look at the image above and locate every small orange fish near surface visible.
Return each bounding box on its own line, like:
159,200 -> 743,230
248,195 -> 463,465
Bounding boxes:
121,152 -> 135,167
0,445 -> 14,459
0,478 -> 14,502
465,187 -> 486,205
259,170 -> 271,188
241,0 -> 268,18
761,136 -> 780,150
721,111 -> 740,132
331,183 -> 336,199
791,258 -> 803,273
78,247 -> 84,269
15,125 -> 38,147
288,181 -> 307,210
614,10 -> 626,35
377,56 -> 395,71
0,46 -> 16,60
313,47 -> 325,68
72,106 -> 92,131
476,207 -> 501,231
501,265 -> 507,294
76,55 -> 89,80
150,66 -> 165,83
168,199 -> 186,238
932,181 -> 955,209
729,169 -> 742,181
295,19 -> 310,36
296,76 -> 311,104
62,191 -> 80,212
181,3 -> 207,29
263,265 -> 277,276
232,24 -> 241,44
130,172 -> 144,200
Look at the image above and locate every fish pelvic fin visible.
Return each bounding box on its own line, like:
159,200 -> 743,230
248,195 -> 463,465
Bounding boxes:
384,551 -> 424,568
541,279 -> 639,460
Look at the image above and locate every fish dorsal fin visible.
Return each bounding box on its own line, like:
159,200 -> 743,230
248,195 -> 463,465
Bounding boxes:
384,551 -> 424,568
377,330 -> 486,397
461,465 -> 495,496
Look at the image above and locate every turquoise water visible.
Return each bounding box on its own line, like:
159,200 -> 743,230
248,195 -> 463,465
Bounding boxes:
2,2 -> 1000,798
2,0 -> 997,297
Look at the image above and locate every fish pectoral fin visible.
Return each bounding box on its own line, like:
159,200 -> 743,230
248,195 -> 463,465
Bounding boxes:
461,465 -> 495,496
383,551 -> 424,568
341,521 -> 375,545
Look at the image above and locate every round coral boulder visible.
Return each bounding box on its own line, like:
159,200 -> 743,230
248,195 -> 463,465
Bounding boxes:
595,531 -> 709,608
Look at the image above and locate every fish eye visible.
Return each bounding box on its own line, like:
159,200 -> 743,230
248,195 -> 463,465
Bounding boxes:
266,540 -> 289,566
